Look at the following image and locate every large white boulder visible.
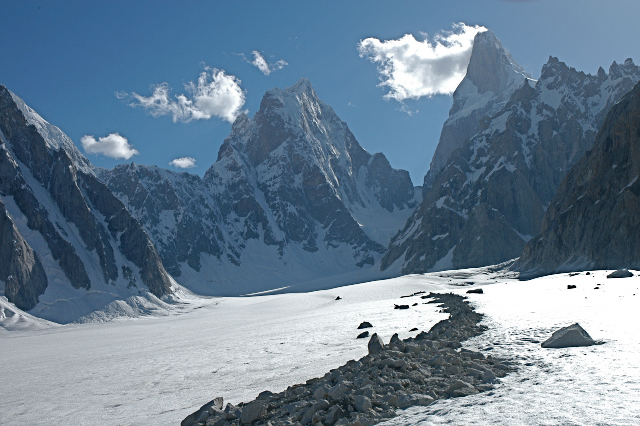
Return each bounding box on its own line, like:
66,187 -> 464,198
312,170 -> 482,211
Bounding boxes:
541,323 -> 596,348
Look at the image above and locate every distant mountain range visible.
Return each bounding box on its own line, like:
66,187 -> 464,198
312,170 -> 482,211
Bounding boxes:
1,30 -> 639,324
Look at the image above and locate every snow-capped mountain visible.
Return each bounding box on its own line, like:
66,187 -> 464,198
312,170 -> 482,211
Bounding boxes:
0,86 -> 173,323
424,30 -> 531,190
382,46 -> 640,273
516,80 -> 640,275
100,78 -> 420,295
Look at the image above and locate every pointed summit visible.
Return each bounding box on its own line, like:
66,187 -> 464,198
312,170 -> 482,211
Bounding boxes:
288,77 -> 314,94
465,30 -> 529,94
425,30 -> 529,181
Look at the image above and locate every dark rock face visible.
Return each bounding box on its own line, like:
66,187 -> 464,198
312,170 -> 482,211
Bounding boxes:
515,81 -> 640,274
383,50 -> 640,275
100,78 -> 420,294
0,85 -> 172,321
0,199 -> 47,310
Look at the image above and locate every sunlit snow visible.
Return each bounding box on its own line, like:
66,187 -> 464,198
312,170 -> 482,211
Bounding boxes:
1,269 -> 639,426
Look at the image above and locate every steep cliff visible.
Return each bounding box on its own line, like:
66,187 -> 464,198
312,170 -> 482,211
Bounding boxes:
515,81 -> 640,275
0,85 -> 172,323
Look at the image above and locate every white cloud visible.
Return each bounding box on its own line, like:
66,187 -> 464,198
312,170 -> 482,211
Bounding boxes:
358,23 -> 487,102
81,133 -> 138,160
169,157 -> 196,168
125,68 -> 246,123
245,51 -> 288,75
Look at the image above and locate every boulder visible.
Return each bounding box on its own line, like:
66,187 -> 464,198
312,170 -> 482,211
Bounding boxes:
541,323 -> 596,348
240,401 -> 265,424
466,288 -> 484,294
394,304 -> 410,310
567,284 -> 576,289
481,369 -> 497,383
607,269 -> 634,278
397,394 -> 434,408
313,385 -> 330,400
256,391 -> 273,401
325,405 -> 345,425
367,333 -> 385,355
354,395 -> 372,413
357,321 -> 373,329
357,331 -> 369,339
447,380 -> 473,394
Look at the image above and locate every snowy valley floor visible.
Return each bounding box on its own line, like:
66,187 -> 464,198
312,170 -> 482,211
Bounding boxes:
1,268 -> 639,426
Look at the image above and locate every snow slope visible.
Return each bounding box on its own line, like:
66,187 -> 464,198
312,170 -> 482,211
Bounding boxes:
2,269 -> 638,426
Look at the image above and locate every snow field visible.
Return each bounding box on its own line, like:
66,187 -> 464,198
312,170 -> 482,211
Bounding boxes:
2,269 -> 638,426
0,275 -> 450,426
382,270 -> 640,425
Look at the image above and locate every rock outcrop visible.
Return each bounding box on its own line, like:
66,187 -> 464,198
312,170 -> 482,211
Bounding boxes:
0,199 -> 47,311
382,43 -> 640,274
0,85 -> 172,323
181,293 -> 515,426
100,78 -> 420,295
515,81 -> 640,274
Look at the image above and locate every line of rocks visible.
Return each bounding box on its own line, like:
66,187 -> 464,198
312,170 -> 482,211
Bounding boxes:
181,293 -> 515,426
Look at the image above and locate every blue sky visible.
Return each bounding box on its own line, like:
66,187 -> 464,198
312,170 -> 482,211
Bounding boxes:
2,0 -> 639,184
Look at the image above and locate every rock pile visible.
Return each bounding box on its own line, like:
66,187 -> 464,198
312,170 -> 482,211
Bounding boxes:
181,293 -> 514,426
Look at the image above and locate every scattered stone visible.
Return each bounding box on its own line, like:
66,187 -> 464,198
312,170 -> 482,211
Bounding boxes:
335,296 -> 342,300
412,303 -> 418,306
394,304 -> 410,310
567,285 -> 576,289
466,288 -> 484,294
607,269 -> 634,278
541,323 -> 596,348
586,272 -> 591,275
409,327 -> 418,332
357,331 -> 370,339
367,333 -> 385,355
594,286 -> 600,289
358,322 -> 373,329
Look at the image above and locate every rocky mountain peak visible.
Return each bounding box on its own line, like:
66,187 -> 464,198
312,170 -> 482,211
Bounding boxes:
104,78 -> 419,296
426,31 -> 530,181
465,30 -> 529,95
385,53 -> 640,276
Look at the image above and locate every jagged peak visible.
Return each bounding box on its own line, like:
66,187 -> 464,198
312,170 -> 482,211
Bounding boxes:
464,30 -> 528,94
287,77 -> 314,93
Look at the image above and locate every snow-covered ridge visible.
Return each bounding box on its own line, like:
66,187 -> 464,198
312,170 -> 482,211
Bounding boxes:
9,91 -> 95,175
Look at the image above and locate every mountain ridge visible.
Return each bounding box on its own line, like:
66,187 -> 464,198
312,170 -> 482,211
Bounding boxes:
382,36 -> 640,274
100,78 -> 420,296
